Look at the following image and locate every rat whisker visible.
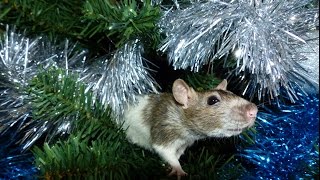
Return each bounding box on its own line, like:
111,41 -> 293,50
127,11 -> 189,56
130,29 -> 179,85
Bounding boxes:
256,100 -> 269,107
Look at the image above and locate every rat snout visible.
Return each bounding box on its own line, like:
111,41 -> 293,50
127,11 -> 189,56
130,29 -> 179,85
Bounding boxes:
245,103 -> 258,122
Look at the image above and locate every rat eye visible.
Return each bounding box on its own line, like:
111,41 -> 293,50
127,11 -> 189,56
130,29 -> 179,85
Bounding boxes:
207,96 -> 219,105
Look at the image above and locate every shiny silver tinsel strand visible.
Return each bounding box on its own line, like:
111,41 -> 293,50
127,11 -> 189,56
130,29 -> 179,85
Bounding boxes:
0,26 -> 87,150
296,30 -> 319,90
80,39 -> 159,121
152,0 -> 205,10
159,0 -> 318,101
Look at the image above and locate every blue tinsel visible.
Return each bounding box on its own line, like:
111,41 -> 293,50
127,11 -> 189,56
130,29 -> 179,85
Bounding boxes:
0,131 -> 38,180
238,91 -> 319,179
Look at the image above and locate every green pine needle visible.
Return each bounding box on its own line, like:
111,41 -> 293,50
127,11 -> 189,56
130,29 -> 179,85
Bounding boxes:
33,135 -> 134,179
180,142 -> 245,179
27,67 -> 113,137
184,72 -> 223,91
1,0 -> 85,38
82,0 -> 161,48
1,0 -> 162,55
0,6 -> 11,21
299,139 -> 319,178
240,128 -> 257,146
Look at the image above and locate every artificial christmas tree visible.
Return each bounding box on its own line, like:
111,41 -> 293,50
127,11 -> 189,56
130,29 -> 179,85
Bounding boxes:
0,0 -> 318,179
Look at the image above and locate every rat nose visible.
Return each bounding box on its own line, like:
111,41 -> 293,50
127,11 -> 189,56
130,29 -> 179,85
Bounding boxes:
246,103 -> 258,121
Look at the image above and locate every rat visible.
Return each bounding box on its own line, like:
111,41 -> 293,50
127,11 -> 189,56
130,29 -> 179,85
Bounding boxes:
122,79 -> 258,178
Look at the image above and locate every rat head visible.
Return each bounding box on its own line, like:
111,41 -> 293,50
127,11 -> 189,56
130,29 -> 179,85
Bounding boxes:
172,79 -> 258,137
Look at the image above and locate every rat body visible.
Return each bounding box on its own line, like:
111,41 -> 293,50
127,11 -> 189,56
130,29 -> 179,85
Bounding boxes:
122,79 -> 258,178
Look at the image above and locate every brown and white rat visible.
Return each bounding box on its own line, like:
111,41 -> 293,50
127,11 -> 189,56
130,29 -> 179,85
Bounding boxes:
122,79 -> 258,178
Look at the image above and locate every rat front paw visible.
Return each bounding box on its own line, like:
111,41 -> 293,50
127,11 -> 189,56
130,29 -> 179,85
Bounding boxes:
168,166 -> 188,179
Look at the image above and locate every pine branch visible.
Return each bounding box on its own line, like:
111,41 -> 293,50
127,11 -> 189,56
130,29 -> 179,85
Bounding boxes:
25,67 -> 114,144
300,139 -> 319,178
0,0 -> 162,55
33,136 -> 133,179
180,141 -> 247,179
183,72 -> 222,91
29,67 -> 106,121
0,0 -> 85,38
82,0 -> 162,48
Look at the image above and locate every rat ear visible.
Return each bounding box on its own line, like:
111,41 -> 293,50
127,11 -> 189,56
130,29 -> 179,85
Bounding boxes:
215,79 -> 228,90
172,79 -> 197,109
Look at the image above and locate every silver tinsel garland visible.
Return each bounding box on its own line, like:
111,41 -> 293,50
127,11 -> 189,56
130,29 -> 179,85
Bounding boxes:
0,26 -> 88,150
0,27 -> 160,149
296,30 -> 319,89
80,39 -> 159,121
159,0 -> 318,101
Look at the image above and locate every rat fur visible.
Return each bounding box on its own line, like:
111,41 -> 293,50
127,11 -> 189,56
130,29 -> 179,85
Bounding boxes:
122,79 -> 258,178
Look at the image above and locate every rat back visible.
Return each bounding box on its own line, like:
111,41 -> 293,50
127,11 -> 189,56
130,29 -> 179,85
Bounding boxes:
122,95 -> 153,150
123,93 -> 200,149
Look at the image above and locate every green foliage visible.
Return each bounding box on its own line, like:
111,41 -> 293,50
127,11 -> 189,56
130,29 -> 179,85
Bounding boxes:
300,139 -> 319,179
33,131 -> 165,179
0,0 -> 85,40
33,134 -> 134,179
33,134 -> 244,179
0,0 -> 161,53
240,128 -> 257,146
179,138 -> 248,179
28,67 -> 111,131
183,72 -> 223,91
82,0 -> 162,48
